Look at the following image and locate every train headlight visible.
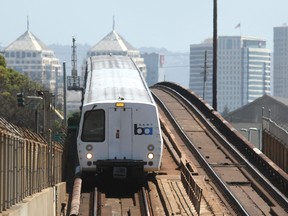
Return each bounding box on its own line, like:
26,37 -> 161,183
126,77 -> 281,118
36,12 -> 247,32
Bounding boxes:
86,153 -> 93,159
147,153 -> 154,160
147,144 -> 154,151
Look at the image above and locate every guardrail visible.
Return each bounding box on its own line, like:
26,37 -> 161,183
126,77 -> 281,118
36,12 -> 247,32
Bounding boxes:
180,158 -> 202,215
0,117 -> 64,213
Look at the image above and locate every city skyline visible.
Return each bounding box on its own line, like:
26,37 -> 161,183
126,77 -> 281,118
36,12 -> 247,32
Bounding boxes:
1,1 -> 288,51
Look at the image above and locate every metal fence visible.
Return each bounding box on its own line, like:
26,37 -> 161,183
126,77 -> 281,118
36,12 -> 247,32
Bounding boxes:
262,116 -> 288,173
180,158 -> 202,215
263,116 -> 288,148
0,117 -> 64,213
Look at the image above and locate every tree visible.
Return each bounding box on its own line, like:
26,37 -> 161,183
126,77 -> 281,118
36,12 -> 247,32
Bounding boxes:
68,112 -> 80,128
0,56 -> 42,129
0,55 -> 6,67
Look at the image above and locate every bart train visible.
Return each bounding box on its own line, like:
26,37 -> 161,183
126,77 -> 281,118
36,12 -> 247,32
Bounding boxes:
77,55 -> 163,178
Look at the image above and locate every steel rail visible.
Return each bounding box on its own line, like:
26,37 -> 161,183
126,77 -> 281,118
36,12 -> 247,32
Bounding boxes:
155,83 -> 288,211
153,83 -> 288,212
152,90 -> 249,215
140,187 -> 151,216
69,178 -> 82,216
93,187 -> 98,216
155,82 -> 288,192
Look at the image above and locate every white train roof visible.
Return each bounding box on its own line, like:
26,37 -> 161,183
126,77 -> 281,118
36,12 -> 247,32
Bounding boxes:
84,55 -> 153,105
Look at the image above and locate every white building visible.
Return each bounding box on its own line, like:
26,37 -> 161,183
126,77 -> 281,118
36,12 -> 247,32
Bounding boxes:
189,36 -> 271,114
218,36 -> 271,113
3,29 -> 63,107
273,25 -> 288,97
86,29 -> 146,78
142,53 -> 165,87
189,38 -> 213,105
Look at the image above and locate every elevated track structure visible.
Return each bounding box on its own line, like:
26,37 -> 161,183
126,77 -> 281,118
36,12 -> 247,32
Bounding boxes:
152,82 -> 288,215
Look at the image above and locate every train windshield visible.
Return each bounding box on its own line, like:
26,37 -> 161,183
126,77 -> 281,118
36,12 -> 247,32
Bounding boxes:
81,109 -> 105,142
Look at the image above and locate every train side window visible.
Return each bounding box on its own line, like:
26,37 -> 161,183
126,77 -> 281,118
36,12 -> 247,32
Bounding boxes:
81,109 -> 105,142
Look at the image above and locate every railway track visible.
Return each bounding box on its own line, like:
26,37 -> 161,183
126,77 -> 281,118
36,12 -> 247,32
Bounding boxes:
151,82 -> 288,215
67,172 -> 198,216
67,124 -> 199,216
94,186 -> 151,215
66,81 -> 287,215
68,176 -> 153,216
67,140 -> 200,216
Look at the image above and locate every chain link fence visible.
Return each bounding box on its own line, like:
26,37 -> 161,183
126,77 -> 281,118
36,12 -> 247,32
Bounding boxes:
0,117 -> 64,213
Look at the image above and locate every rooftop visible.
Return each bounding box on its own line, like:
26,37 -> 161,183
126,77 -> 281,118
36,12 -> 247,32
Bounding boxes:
4,30 -> 50,52
89,30 -> 137,54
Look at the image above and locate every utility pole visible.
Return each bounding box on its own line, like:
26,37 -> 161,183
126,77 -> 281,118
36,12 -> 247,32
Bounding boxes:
63,62 -> 67,127
201,50 -> 209,100
213,0 -> 218,110
43,91 -> 51,141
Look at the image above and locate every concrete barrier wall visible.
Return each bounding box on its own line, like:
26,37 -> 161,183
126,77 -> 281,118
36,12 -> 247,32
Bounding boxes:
0,182 -> 66,216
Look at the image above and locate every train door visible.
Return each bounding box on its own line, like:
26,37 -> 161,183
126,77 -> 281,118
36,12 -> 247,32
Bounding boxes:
108,108 -> 132,159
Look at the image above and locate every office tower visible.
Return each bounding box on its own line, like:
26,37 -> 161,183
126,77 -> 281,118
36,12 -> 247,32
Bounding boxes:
142,53 -> 165,87
189,36 -> 271,113
274,25 -> 288,97
189,39 -> 213,105
217,36 -> 271,113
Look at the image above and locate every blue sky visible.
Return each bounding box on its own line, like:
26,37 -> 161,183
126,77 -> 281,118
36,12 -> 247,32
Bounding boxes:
1,0 -> 287,51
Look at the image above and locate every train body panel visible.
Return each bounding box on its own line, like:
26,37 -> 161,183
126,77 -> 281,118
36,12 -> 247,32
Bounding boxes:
77,55 -> 163,174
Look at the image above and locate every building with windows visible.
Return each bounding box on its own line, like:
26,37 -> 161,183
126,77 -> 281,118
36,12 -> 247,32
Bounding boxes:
142,53 -> 165,87
3,29 -> 63,108
217,36 -> 271,113
189,38 -> 213,105
189,36 -> 271,113
86,29 -> 146,78
273,25 -> 288,97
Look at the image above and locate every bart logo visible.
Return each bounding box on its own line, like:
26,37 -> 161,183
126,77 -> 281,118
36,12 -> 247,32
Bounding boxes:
134,124 -> 153,135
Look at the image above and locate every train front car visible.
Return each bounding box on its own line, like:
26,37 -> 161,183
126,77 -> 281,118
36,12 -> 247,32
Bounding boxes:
77,55 -> 163,178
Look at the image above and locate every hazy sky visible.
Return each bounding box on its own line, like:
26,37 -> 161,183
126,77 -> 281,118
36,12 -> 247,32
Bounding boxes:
1,1 -> 287,51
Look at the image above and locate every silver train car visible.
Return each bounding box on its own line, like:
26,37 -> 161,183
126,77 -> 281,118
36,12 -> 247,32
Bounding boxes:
77,55 -> 163,178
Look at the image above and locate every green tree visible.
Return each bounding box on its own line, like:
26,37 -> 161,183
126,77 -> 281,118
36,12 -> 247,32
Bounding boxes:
0,56 -> 42,129
0,55 -> 6,67
68,112 -> 80,128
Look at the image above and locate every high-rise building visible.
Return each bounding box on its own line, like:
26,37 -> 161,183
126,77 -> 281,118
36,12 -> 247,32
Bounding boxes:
142,53 -> 165,87
3,29 -> 63,107
189,36 -> 271,113
189,39 -> 213,105
273,25 -> 288,97
218,36 -> 271,113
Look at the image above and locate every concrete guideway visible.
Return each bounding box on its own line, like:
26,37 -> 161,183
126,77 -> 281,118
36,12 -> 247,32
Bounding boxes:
0,183 -> 66,216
